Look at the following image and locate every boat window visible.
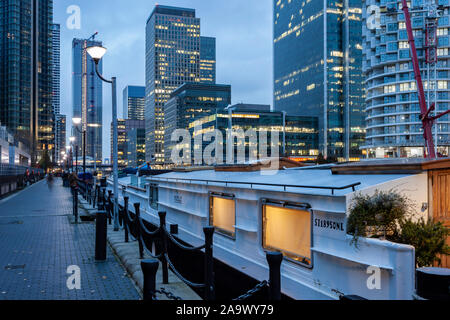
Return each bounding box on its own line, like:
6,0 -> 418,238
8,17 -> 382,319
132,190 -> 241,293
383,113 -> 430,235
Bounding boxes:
209,193 -> 236,239
262,200 -> 312,268
149,184 -> 158,210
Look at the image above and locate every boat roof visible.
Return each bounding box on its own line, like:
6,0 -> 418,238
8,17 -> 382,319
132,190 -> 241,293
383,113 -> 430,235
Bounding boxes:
147,168 -> 414,197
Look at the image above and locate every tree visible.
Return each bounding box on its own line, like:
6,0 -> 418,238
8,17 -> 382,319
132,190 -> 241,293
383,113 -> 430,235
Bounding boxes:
38,150 -> 52,172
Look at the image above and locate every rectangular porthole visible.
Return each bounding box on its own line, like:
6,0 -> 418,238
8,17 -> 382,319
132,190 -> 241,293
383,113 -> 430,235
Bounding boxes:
209,192 -> 236,239
262,199 -> 313,268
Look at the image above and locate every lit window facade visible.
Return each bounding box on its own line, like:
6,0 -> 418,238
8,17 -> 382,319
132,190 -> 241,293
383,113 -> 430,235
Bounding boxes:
362,0 -> 450,158
123,86 -> 145,121
164,83 -> 231,163
185,104 -> 319,165
0,0 -> 55,163
145,5 -> 204,165
111,119 -> 146,168
273,0 -> 365,161
200,36 -> 216,84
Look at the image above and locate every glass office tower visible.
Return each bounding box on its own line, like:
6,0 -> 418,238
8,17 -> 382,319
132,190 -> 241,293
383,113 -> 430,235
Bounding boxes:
200,36 -> 216,83
72,38 -> 103,163
123,85 -> 145,121
112,119 -> 145,167
187,105 -> 319,165
0,0 -> 55,163
145,5 -> 201,165
273,0 -> 365,161
164,82 -> 231,163
362,0 -> 450,158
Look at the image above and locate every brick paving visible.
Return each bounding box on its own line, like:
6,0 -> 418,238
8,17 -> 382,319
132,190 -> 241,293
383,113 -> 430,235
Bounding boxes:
0,179 -> 140,300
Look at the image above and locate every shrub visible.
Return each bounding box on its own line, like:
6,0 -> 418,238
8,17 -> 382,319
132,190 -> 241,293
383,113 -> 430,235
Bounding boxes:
391,219 -> 450,267
347,189 -> 413,246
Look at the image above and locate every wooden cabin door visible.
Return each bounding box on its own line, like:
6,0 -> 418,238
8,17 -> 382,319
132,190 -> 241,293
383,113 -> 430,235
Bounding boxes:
431,169 -> 450,268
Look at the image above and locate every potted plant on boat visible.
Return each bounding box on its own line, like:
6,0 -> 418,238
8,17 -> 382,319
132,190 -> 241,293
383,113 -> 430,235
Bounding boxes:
347,189 -> 450,267
347,189 -> 412,244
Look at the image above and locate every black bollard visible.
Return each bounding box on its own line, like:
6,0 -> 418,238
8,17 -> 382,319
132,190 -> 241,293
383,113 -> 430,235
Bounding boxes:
203,227 -> 215,301
266,252 -> 283,301
141,259 -> 159,301
95,211 -> 108,261
107,190 -> 113,225
158,211 -> 169,284
135,203 -> 144,259
101,188 -> 106,211
124,197 -> 129,243
74,187 -> 78,224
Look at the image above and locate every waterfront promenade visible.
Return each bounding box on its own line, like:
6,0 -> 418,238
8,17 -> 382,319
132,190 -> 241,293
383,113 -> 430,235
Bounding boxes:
0,179 -> 140,300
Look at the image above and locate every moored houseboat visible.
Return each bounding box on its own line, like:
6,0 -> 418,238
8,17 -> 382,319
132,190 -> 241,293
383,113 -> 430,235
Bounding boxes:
109,158 -> 450,300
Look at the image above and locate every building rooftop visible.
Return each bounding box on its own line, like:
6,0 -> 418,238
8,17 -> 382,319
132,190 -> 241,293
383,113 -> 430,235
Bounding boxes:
148,5 -> 196,23
149,167 -> 411,197
229,103 -> 271,112
170,82 -> 231,98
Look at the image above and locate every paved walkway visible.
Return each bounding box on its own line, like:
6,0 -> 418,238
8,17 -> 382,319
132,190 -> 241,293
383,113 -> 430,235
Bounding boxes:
0,179 -> 140,300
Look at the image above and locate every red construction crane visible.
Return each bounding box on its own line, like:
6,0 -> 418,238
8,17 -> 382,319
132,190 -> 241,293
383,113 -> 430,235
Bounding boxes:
401,0 -> 450,158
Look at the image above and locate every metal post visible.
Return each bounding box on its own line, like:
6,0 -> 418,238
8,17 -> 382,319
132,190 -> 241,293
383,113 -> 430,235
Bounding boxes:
107,190 -> 113,225
95,211 -> 107,261
141,259 -> 159,301
75,147 -> 78,173
124,196 -> 129,243
112,77 -> 119,232
266,252 -> 283,301
135,203 -> 144,259
158,211 -> 169,284
74,187 -> 78,224
102,188 -> 106,211
83,129 -> 86,174
203,227 -> 215,301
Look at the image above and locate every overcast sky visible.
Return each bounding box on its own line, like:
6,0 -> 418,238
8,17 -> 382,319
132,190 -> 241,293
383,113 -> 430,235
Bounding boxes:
54,0 -> 273,160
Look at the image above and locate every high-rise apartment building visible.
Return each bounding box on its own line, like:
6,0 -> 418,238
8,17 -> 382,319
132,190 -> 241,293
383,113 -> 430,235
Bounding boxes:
123,86 -> 145,120
362,0 -> 450,158
0,0 -> 55,163
51,23 -> 65,163
200,36 -> 216,84
273,0 -> 365,161
51,24 -> 61,115
145,5 -> 202,165
72,38 -> 103,163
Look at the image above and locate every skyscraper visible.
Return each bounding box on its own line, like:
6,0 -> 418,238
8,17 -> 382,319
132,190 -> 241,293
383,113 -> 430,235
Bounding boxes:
145,5 -> 201,165
362,0 -> 450,158
72,38 -> 103,163
123,85 -> 145,121
51,24 -> 61,115
273,0 -> 365,161
55,114 -> 66,163
51,23 -> 65,163
0,0 -> 55,163
200,36 -> 216,84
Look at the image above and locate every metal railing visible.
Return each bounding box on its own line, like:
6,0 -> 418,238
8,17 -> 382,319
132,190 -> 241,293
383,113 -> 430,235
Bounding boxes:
149,176 -> 362,195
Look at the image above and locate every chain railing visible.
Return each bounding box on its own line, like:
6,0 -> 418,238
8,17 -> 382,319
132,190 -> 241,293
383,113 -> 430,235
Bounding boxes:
92,188 -> 283,302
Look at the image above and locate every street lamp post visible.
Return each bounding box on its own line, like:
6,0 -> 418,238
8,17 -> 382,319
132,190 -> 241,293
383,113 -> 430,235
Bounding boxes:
69,137 -> 76,173
72,117 -> 86,174
86,45 -> 119,232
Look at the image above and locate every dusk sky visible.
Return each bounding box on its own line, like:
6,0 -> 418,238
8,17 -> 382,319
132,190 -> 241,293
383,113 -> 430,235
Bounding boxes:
54,0 -> 273,160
